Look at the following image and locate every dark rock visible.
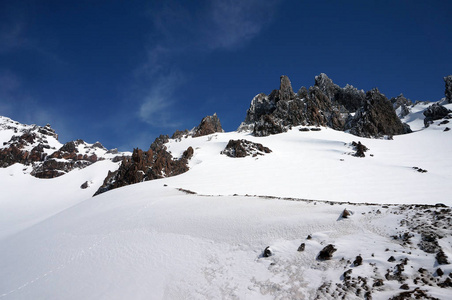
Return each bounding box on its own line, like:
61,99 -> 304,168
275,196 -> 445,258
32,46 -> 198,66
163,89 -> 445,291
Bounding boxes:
346,89 -> 412,138
399,283 -> 409,290
318,244 -> 337,260
439,277 -> 452,288
352,141 -> 368,158
445,75 -> 452,103
353,255 -> 363,266
373,279 -> 384,287
444,127 -> 450,132
388,256 -> 396,262
80,181 -> 89,189
390,94 -> 412,118
221,139 -> 271,158
263,246 -> 273,257
423,104 -> 451,127
193,113 -> 223,137
253,114 -> 286,137
307,234 -> 312,240
297,243 -> 305,252
436,268 -> 444,277
279,75 -> 295,101
436,250 -> 450,265
341,208 -> 352,218
94,137 -> 194,196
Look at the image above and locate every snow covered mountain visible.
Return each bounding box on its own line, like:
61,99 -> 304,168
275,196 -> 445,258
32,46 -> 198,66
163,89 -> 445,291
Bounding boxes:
1,74 -> 452,299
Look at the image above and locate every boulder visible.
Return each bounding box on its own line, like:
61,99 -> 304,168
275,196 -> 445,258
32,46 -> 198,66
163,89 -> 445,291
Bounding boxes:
423,104 -> 451,127
317,244 -> 337,260
221,139 -> 271,158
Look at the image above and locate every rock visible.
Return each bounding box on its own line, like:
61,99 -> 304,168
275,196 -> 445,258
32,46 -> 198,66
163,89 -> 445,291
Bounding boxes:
80,181 -> 89,189
253,114 -> 286,137
193,113 -> 223,137
318,244 -> 337,260
353,255 -> 363,266
423,104 -> 451,127
346,89 -> 412,138
445,75 -> 452,103
436,268 -> 444,277
263,246 -> 273,257
297,243 -> 305,252
436,250 -> 450,265
399,284 -> 409,290
94,137 -> 193,196
388,256 -> 396,262
279,75 -> 295,101
341,208 -> 352,218
220,139 -> 271,158
351,141 -> 368,158
390,94 -> 412,118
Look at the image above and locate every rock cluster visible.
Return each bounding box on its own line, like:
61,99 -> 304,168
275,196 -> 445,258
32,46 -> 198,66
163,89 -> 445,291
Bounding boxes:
95,138 -> 193,196
0,117 -> 126,178
423,104 -> 451,127
238,74 -> 412,138
95,114 -> 222,195
221,139 -> 271,158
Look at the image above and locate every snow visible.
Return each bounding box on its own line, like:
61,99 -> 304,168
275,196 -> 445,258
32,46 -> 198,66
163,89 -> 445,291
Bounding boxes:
1,102 -> 452,299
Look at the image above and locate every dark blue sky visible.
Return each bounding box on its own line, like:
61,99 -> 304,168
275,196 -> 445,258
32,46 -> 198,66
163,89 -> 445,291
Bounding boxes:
0,0 -> 450,150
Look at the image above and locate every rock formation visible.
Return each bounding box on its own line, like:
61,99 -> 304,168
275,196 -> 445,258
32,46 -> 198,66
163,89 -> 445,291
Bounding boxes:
192,113 -> 223,137
238,74 -> 411,138
445,75 -> 452,103
423,104 -> 451,127
0,116 -> 128,178
221,139 -> 271,158
94,113 -> 221,195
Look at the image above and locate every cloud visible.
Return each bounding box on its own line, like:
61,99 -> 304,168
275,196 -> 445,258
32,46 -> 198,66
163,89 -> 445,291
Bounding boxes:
205,0 -> 278,50
132,0 -> 279,129
138,69 -> 185,127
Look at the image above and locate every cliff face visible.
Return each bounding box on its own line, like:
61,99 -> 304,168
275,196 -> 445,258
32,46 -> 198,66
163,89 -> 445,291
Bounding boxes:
239,74 -> 411,138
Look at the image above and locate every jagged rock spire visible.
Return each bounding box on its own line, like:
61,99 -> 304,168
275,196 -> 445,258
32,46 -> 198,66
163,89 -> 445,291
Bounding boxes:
279,75 -> 295,101
445,75 -> 452,103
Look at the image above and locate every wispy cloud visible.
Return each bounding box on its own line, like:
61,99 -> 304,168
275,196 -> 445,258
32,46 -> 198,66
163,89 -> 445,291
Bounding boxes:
133,0 -> 280,129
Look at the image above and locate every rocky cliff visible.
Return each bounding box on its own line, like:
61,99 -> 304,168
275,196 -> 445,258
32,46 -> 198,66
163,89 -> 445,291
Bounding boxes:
238,74 -> 411,138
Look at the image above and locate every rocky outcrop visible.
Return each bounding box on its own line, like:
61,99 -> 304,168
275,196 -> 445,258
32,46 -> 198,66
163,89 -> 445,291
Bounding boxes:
192,113 -> 223,137
445,75 -> 452,103
94,136 -> 194,196
221,139 -> 271,158
239,74 -> 408,138
423,104 -> 451,127
390,94 -> 412,118
346,89 -> 412,138
0,116 -> 129,178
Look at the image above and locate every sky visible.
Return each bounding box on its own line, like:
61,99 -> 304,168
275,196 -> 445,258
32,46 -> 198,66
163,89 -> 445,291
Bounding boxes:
0,0 -> 451,151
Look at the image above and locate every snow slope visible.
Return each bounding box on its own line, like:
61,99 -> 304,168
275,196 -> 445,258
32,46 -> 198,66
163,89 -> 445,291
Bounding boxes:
163,103 -> 452,206
1,102 -> 452,299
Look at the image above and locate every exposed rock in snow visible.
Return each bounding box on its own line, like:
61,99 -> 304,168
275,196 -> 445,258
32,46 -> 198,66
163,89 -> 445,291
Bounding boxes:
221,139 -> 271,158
240,74 -> 410,138
193,113 -> 223,137
317,244 -> 337,260
94,137 -> 194,196
346,89 -> 412,138
423,103 -> 451,127
390,94 -> 412,118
